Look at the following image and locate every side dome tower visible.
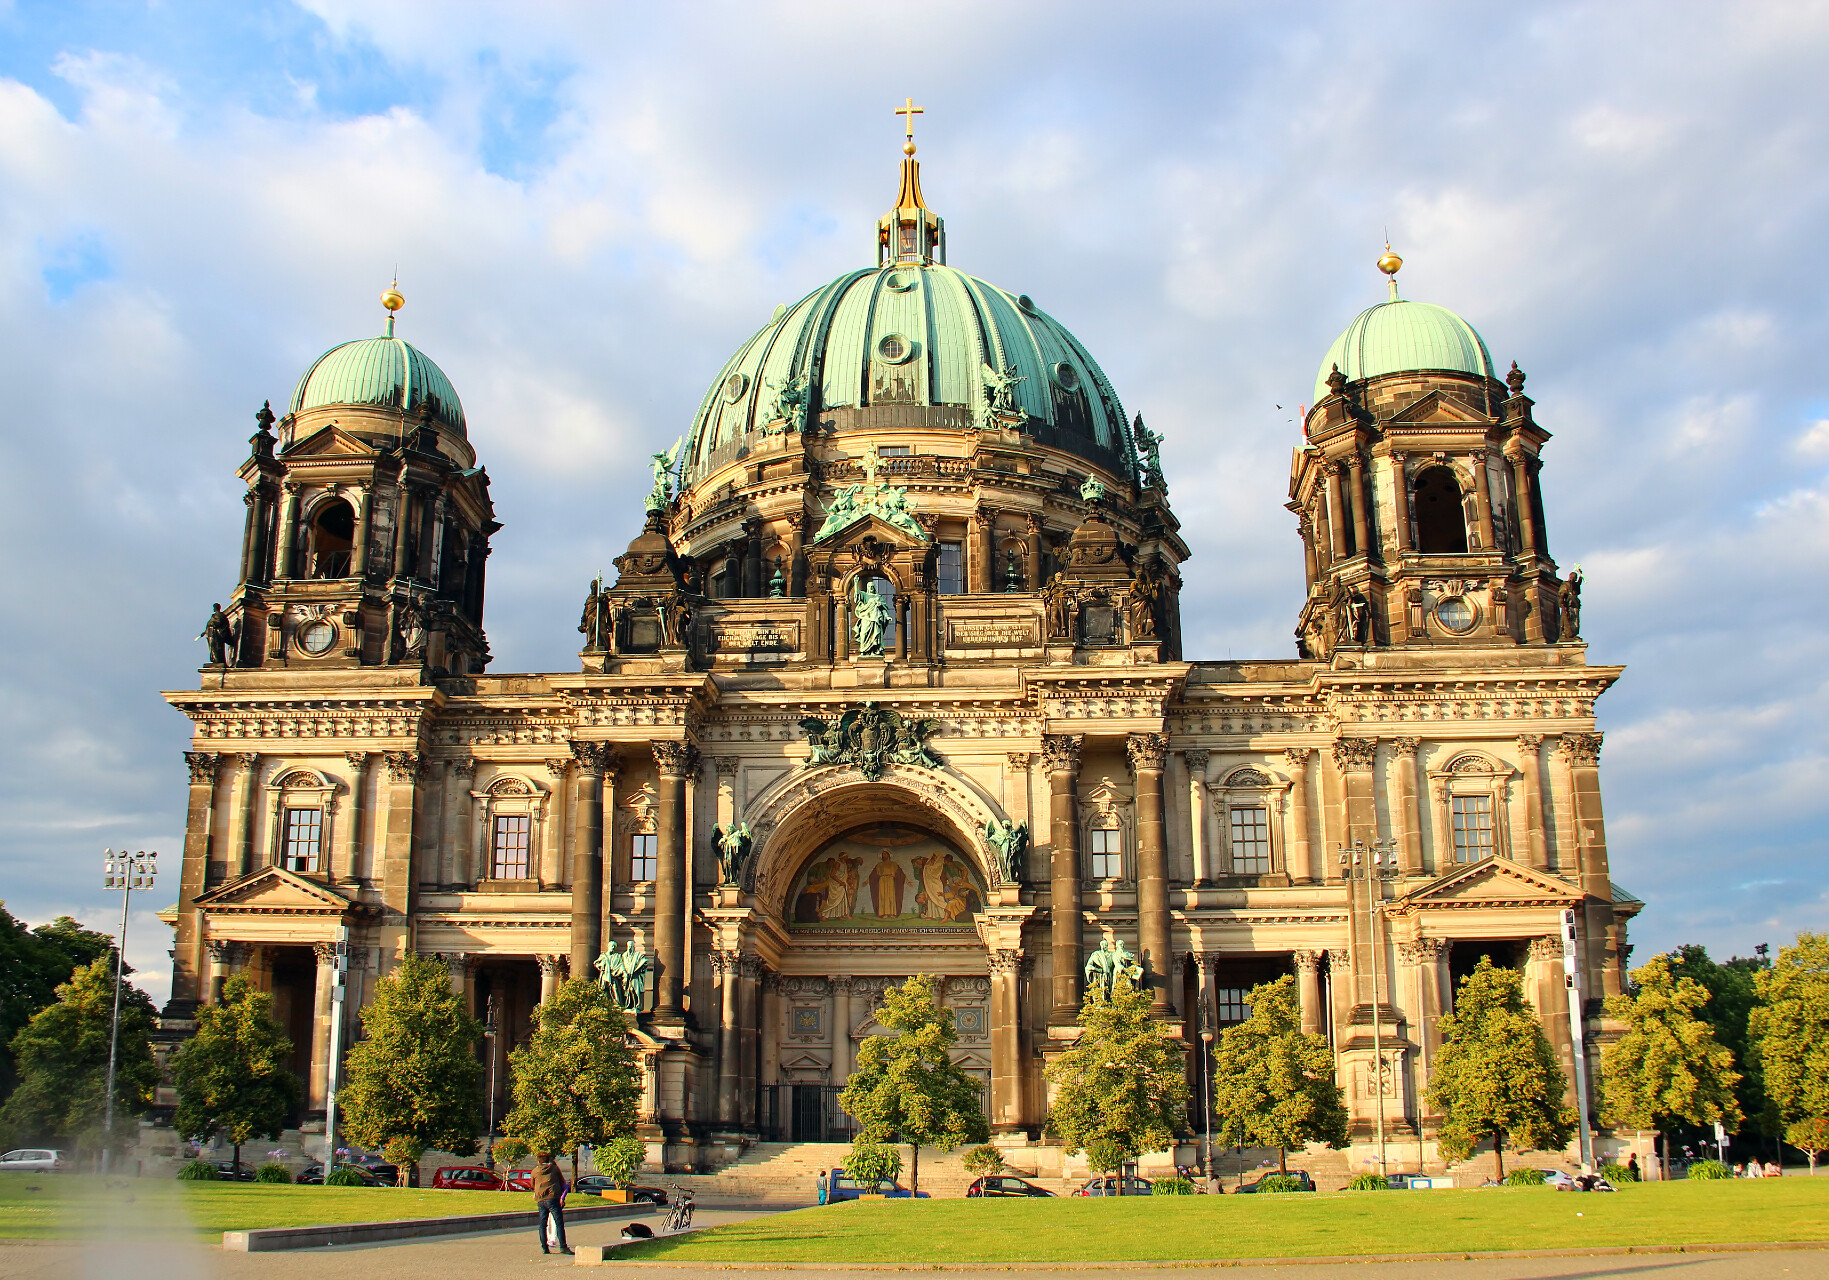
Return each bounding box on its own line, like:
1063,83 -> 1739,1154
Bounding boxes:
1289,248 -> 1567,657
212,283 -> 499,676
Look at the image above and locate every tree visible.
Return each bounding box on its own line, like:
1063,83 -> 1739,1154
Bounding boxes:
1749,932 -> 1829,1171
1669,944 -> 1772,1137
1044,981 -> 1189,1178
1207,976 -> 1347,1174
0,958 -> 158,1156
839,974 -> 988,1194
1601,953 -> 1742,1177
1426,957 -> 1576,1179
340,952 -> 484,1184
170,975 -> 301,1174
502,977 -> 642,1182
0,907 -> 121,1100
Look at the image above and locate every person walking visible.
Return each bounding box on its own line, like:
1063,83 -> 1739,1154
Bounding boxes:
532,1150 -> 572,1255
816,1169 -> 828,1205
1626,1154 -> 1640,1183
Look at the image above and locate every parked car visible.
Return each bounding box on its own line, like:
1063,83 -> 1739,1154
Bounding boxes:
824,1169 -> 928,1201
966,1175 -> 1055,1198
1077,1175 -> 1154,1197
352,1160 -> 401,1185
0,1149 -> 64,1173
572,1174 -> 669,1205
212,1161 -> 258,1182
502,1168 -> 533,1192
1233,1170 -> 1316,1193
297,1163 -> 385,1186
431,1166 -> 505,1191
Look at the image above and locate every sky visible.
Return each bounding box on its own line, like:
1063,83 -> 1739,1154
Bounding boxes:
2,0 -> 1825,1008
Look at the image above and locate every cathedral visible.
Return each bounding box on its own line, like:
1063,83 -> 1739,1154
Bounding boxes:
160,120 -> 1636,1176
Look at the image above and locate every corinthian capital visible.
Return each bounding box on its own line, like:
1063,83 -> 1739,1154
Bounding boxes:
1040,734 -> 1083,776
1125,733 -> 1167,775
1557,732 -> 1604,766
652,740 -> 701,778
1332,737 -> 1377,772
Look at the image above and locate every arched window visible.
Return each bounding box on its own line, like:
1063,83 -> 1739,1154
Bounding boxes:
479,775 -> 550,885
1428,753 -> 1515,866
308,499 -> 356,578
1079,776 -> 1133,882
264,769 -> 339,876
1413,466 -> 1469,554
1210,766 -> 1290,880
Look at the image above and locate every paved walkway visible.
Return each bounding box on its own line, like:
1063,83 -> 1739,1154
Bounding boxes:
576,1258 -> 1829,1280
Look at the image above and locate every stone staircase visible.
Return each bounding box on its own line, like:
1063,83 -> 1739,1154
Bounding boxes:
668,1141 -> 1004,1203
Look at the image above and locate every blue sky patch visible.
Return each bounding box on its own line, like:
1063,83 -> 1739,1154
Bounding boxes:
40,231 -> 111,301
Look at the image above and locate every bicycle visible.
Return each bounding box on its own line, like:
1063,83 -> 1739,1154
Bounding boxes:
664,1184 -> 694,1233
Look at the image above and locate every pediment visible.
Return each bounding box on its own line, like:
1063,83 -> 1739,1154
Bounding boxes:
1385,389 -> 1489,426
813,511 -> 928,548
286,425 -> 378,458
1394,856 -> 1581,912
194,866 -> 360,915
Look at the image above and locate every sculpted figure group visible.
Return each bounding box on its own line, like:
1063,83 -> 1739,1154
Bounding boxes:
593,942 -> 654,1013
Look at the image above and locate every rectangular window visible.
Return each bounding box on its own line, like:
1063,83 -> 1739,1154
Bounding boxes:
1214,987 -> 1251,1024
936,542 -> 964,595
631,832 -> 658,881
877,445 -> 912,457
1089,827 -> 1123,879
491,814 -> 531,879
281,807 -> 322,873
1451,794 -> 1496,863
1229,805 -> 1271,875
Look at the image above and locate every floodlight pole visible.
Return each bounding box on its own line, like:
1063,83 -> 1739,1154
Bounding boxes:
323,927 -> 349,1176
102,848 -> 157,1176
483,993 -> 500,1163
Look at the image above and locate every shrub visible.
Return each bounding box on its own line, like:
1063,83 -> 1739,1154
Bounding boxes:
254,1162 -> 292,1184
961,1144 -> 1006,1177
325,1167 -> 369,1187
1256,1174 -> 1304,1194
1687,1159 -> 1732,1180
842,1139 -> 902,1185
1151,1176 -> 1195,1195
382,1135 -> 424,1185
492,1136 -> 530,1171
177,1159 -> 218,1181
1598,1161 -> 1636,1183
1348,1173 -> 1389,1190
1504,1167 -> 1547,1186
597,1135 -> 645,1184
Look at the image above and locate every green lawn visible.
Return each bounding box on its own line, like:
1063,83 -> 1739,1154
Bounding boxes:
618,1181 -> 1829,1264
0,1176 -> 537,1241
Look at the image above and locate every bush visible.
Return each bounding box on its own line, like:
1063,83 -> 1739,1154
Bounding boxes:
254,1163 -> 292,1184
842,1139 -> 902,1185
177,1159 -> 218,1181
1598,1161 -> 1636,1183
1151,1176 -> 1195,1195
961,1144 -> 1006,1177
1687,1159 -> 1732,1180
597,1135 -> 645,1184
1256,1174 -> 1304,1194
1504,1167 -> 1547,1186
492,1136 -> 530,1171
325,1167 -> 369,1187
1348,1173 -> 1389,1190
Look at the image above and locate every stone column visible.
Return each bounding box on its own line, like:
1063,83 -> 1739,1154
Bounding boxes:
1517,735 -> 1549,871
1025,514 -> 1044,593
348,483 -> 372,578
785,512 -> 807,598
538,954 -> 562,1004
739,957 -> 763,1128
1283,748 -> 1315,884
309,942 -> 337,1110
272,480 -> 300,579
760,971 -> 783,1093
1293,949 -> 1323,1036
569,743 -> 612,977
239,487 -> 264,587
1333,738 -> 1377,851
1042,734 -> 1085,1024
599,759 -> 621,942
714,950 -> 742,1126
380,752 -> 420,917
1325,463 -> 1349,559
1185,750 -> 1210,885
1471,452 -> 1497,551
172,751 -> 218,1010
989,949 -> 1023,1130
1507,448 -> 1539,556
831,976 -> 854,1084
1298,514 -> 1319,590
340,752 -> 370,885
1346,453 -> 1371,557
1127,733 -> 1173,1013
228,753 -> 260,878
651,741 -> 699,1024
1391,738 -> 1424,875
1390,453 -> 1413,553
444,757 -> 472,885
391,486 -> 414,579
1558,732 -> 1616,997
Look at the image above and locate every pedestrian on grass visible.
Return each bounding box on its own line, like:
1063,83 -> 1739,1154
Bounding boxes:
1765,1160 -> 1781,1178
1626,1155 -> 1639,1182
817,1169 -> 828,1205
532,1150 -> 572,1255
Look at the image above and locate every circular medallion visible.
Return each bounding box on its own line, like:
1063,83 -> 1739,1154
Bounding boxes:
876,333 -> 916,364
1434,596 -> 1476,634
1053,362 -> 1081,391
723,373 -> 748,403
298,620 -> 337,655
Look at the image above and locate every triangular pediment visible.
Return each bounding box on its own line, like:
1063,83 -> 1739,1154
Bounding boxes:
286,425 -> 378,458
194,866 -> 358,915
1395,856 -> 1581,912
812,511 -> 928,548
1385,388 -> 1490,426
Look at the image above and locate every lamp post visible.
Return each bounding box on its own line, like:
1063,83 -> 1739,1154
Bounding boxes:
1338,838 -> 1399,1178
483,993 -> 500,1165
1196,992 -> 1216,1192
322,929 -> 349,1177
101,848 -> 157,1175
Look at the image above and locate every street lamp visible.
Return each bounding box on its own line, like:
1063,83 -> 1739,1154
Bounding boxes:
1338,838 -> 1399,1178
1196,992 -> 1216,1191
483,993 -> 500,1165
322,930 -> 349,1177
101,848 -> 157,1175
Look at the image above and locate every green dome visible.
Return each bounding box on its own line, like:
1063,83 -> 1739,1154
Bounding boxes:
290,333 -> 466,437
1314,299 -> 1495,403
684,263 -> 1134,484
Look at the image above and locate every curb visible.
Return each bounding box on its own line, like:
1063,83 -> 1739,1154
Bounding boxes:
223,1201 -> 646,1252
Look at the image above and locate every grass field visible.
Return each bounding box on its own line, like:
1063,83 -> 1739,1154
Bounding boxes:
617,1180 -> 1829,1264
0,1176 -> 536,1241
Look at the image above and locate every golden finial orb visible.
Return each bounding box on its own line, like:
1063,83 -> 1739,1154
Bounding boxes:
904,140 -> 917,157
380,279 -> 405,313
1377,244 -> 1403,277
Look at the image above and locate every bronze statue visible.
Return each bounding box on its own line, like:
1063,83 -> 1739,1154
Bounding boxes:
578,576 -> 611,651
661,590 -> 692,647
1558,568 -> 1583,641
1128,564 -> 1161,641
713,822 -> 753,885
200,604 -> 235,666
1043,572 -> 1073,641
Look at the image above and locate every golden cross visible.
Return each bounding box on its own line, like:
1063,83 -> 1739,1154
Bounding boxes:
895,97 -> 924,139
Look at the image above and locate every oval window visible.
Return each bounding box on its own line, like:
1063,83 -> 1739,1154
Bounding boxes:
877,333 -> 917,364
298,620 -> 337,655
1053,362 -> 1081,391
723,373 -> 748,403
883,271 -> 917,292
1434,597 -> 1476,634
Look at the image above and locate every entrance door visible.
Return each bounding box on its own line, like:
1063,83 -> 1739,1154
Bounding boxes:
792,1085 -> 824,1141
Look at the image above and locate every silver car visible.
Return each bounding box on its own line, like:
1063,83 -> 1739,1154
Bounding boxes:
0,1149 -> 65,1173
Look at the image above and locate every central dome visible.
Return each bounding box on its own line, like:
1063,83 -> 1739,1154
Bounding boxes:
683,262 -> 1136,485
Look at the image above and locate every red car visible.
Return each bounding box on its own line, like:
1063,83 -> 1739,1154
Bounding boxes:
502,1168 -> 534,1192
431,1166 -> 504,1190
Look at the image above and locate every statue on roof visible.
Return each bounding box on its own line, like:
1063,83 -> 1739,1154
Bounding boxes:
199,604 -> 236,667
1133,415 -> 1166,493
765,370 -> 810,434
647,437 -> 683,511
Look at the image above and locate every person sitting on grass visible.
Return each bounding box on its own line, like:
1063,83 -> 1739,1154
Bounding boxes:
531,1151 -> 572,1256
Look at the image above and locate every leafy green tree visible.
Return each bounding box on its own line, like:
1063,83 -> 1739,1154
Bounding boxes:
1426,956 -> 1576,1179
0,907 -> 121,1099
1207,976 -> 1347,1174
1045,981 -> 1189,1178
1601,953 -> 1742,1177
170,975 -> 301,1174
1749,932 -> 1829,1171
340,953 -> 484,1183
0,958 -> 158,1156
502,977 -> 641,1182
1669,944 -> 1772,1135
839,974 -> 988,1194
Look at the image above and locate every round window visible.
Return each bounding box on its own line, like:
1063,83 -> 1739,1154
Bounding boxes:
723,372 -> 748,403
1053,362 -> 1081,391
883,270 -> 917,292
876,333 -> 916,364
298,620 -> 337,655
1018,294 -> 1036,312
1434,596 -> 1476,634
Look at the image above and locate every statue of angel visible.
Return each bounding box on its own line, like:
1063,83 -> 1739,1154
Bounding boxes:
647,437 -> 683,511
983,817 -> 1029,884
